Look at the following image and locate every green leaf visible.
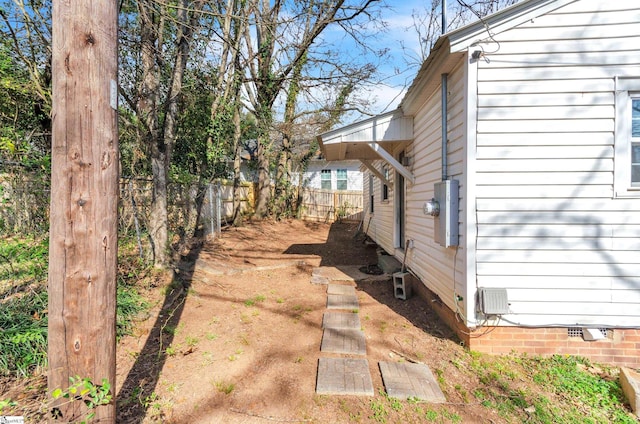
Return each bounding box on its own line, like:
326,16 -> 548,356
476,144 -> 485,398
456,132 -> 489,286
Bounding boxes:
51,388 -> 63,399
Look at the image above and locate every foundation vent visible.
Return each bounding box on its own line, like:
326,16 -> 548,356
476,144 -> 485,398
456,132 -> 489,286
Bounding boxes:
567,327 -> 612,339
477,288 -> 509,315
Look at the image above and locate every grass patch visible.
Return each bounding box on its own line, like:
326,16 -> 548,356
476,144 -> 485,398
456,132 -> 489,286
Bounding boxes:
244,294 -> 266,307
214,380 -> 235,394
0,236 -> 151,377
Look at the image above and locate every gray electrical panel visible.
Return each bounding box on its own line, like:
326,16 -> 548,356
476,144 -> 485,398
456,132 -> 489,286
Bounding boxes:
434,179 -> 459,247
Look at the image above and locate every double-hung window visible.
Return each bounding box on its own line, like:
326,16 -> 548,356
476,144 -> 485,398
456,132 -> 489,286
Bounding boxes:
321,169 -> 332,190
336,169 -> 348,190
614,78 -> 640,197
632,97 -> 640,186
381,166 -> 389,201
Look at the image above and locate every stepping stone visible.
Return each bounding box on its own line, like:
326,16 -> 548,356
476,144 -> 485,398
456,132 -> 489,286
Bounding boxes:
321,328 -> 367,355
327,284 -> 356,296
312,266 -> 357,283
316,357 -> 374,396
379,361 -> 446,403
310,275 -> 330,285
327,294 -> 359,310
322,312 -> 361,330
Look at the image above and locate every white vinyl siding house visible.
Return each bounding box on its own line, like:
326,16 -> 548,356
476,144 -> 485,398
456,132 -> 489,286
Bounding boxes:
301,160 -> 363,191
318,0 -> 640,365
472,0 -> 640,327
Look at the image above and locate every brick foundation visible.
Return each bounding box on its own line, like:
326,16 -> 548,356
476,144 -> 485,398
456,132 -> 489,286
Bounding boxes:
408,274 -> 640,369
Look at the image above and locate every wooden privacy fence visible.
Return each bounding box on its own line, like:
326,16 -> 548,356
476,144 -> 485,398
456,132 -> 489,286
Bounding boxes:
299,188 -> 363,223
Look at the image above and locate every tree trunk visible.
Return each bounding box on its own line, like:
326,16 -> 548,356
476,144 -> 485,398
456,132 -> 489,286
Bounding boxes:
253,132 -> 272,218
231,106 -> 243,225
48,0 -> 118,422
149,147 -> 169,266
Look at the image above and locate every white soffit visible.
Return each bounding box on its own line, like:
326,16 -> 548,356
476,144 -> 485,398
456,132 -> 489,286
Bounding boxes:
317,109 -> 413,161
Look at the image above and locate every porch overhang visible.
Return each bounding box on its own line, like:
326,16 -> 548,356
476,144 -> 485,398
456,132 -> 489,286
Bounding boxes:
317,110 -> 415,184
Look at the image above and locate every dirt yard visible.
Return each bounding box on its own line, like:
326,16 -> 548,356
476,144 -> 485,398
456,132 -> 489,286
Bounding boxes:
112,219 -> 507,423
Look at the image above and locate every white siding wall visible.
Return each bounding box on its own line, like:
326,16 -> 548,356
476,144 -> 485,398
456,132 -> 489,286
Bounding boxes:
474,0 -> 640,326
301,160 -> 363,191
409,64 -> 467,313
363,163 -> 395,254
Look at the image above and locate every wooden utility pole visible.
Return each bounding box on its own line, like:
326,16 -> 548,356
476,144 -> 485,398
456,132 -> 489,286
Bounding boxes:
49,0 -> 118,422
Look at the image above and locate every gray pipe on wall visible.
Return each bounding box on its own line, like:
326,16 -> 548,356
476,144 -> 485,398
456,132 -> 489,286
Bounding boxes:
441,73 -> 448,181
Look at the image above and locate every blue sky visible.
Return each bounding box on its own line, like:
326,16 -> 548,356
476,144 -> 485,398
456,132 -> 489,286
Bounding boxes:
320,0 -> 441,123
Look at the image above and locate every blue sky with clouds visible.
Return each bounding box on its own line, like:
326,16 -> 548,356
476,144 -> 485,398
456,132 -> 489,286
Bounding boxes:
323,0 -> 440,122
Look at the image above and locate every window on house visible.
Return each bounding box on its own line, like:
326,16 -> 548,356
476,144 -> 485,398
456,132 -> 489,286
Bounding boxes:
369,174 -> 374,214
632,98 -> 640,186
336,169 -> 348,190
381,166 -> 389,201
321,169 -> 332,190
614,80 -> 640,197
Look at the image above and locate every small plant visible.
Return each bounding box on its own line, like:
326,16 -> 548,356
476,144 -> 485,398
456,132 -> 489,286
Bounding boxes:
0,398 -> 17,414
215,380 -> 235,395
369,399 -> 388,423
165,345 -> 177,356
185,336 -> 199,348
389,397 -> 402,412
244,294 -> 266,307
424,408 -> 438,421
51,376 -> 113,423
205,332 -> 218,341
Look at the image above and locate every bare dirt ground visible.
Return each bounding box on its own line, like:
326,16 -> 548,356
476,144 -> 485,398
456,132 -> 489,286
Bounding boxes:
114,219 -> 500,423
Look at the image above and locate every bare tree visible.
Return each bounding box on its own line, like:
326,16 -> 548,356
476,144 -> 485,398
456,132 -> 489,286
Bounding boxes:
124,0 -> 207,266
239,0 -> 384,218
401,0 -> 521,68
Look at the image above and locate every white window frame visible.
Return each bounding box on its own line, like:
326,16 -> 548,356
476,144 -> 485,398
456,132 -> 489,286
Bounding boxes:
320,169 -> 332,190
381,166 -> 390,201
614,77 -> 640,198
336,169 -> 348,190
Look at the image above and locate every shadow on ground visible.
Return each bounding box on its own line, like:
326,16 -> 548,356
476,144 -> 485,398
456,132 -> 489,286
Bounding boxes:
116,242 -> 202,423
286,221 -> 459,345
283,220 -> 378,266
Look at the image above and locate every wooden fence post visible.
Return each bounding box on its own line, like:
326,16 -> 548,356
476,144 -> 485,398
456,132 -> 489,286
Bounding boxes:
48,0 -> 119,422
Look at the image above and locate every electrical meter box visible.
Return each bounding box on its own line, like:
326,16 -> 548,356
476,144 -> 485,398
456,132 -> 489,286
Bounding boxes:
434,179 -> 459,247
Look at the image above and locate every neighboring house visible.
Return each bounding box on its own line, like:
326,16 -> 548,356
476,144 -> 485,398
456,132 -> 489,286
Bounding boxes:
298,159 -> 364,191
317,0 -> 640,367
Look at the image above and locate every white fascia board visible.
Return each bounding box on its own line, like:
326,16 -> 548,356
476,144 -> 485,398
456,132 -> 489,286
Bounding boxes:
448,0 -> 576,52
317,109 -> 412,146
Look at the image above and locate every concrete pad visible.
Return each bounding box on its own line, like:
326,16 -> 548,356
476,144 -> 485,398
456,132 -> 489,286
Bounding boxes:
620,367 -> 640,418
316,357 -> 374,396
378,254 -> 401,274
313,266 -> 357,283
310,275 -> 329,285
313,265 -> 390,283
322,312 -> 361,330
321,328 -> 367,355
327,294 -> 359,310
379,361 -> 446,403
327,284 -> 356,296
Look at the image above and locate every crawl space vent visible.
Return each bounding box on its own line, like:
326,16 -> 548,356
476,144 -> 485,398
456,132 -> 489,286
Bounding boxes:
478,288 -> 509,315
567,327 -> 612,339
